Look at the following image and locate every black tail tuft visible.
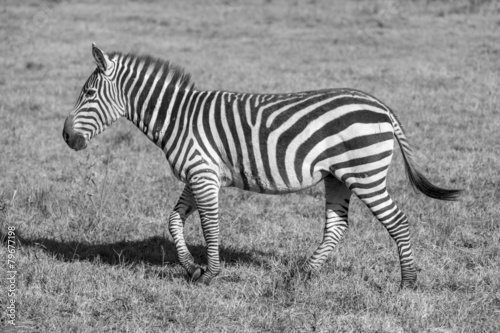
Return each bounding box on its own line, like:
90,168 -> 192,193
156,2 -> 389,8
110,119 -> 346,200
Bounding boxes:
389,110 -> 462,201
404,157 -> 462,201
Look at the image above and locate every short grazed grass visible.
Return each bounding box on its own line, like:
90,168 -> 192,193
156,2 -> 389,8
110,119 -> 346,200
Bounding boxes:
1,0 -> 500,332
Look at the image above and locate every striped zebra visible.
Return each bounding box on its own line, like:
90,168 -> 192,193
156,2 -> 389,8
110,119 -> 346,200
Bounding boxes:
63,44 -> 461,288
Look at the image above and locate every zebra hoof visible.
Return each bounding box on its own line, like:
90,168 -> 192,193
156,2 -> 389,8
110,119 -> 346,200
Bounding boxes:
196,273 -> 213,285
400,280 -> 417,290
189,266 -> 203,282
285,266 -> 313,285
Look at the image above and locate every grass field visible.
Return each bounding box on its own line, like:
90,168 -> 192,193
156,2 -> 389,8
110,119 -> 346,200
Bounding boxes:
1,0 -> 500,332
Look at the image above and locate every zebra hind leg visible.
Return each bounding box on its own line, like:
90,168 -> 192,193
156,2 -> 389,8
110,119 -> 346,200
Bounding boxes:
303,175 -> 351,275
168,186 -> 203,281
351,181 -> 417,289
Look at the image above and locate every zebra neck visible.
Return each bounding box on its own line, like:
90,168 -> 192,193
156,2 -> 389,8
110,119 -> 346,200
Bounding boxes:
123,80 -> 194,147
160,89 -> 220,153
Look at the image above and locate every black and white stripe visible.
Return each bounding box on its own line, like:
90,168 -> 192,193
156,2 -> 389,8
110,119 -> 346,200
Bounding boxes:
63,44 -> 461,288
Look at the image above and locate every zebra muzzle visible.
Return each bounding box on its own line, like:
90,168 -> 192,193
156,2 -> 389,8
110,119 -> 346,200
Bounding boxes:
62,116 -> 87,151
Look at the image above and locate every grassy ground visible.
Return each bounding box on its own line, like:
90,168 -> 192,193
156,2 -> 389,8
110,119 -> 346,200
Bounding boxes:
1,0 -> 499,332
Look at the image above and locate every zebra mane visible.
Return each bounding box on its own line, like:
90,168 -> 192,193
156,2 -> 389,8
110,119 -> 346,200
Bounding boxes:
109,51 -> 194,90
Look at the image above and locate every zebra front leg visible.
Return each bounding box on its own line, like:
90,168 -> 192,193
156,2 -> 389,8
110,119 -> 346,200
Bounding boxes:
304,175 -> 351,273
168,185 -> 202,280
188,175 -> 221,285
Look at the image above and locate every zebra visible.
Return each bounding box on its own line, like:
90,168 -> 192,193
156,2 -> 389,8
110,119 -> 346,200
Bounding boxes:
63,44 -> 461,288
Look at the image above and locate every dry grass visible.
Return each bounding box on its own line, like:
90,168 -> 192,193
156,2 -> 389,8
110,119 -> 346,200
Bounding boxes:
1,0 -> 499,332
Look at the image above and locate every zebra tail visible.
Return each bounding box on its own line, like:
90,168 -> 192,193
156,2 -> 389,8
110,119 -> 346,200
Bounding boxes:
388,112 -> 462,201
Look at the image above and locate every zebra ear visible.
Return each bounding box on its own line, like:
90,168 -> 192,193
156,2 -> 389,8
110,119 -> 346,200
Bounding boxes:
92,43 -> 113,74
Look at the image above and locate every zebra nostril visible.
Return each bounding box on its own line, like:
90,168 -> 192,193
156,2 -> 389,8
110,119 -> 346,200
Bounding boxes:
63,131 -> 70,143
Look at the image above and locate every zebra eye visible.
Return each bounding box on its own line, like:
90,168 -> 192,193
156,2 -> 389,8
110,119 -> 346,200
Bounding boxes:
85,89 -> 97,98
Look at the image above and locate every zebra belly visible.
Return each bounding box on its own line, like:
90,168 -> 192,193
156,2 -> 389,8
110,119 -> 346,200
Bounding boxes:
222,165 -> 327,195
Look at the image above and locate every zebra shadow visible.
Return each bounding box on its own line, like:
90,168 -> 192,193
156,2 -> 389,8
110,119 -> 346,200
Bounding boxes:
4,233 -> 276,281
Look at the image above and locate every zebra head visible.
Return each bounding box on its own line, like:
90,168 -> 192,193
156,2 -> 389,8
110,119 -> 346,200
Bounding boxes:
63,43 -> 125,151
